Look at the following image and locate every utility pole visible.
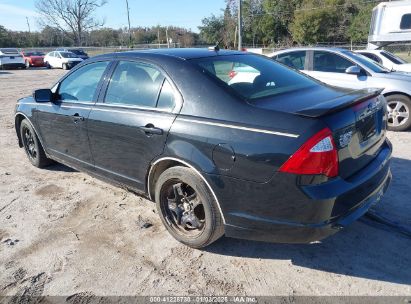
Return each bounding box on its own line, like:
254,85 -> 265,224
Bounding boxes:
166,27 -> 170,48
125,0 -> 132,47
238,0 -> 242,51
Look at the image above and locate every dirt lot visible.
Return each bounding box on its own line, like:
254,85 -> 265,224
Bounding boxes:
0,68 -> 410,297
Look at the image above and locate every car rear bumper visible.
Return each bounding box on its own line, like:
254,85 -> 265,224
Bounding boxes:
224,167 -> 391,243
0,63 -> 25,69
210,139 -> 392,243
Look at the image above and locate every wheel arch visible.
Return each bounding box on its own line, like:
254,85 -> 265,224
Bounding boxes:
147,157 -> 226,224
15,112 -> 46,151
383,91 -> 411,100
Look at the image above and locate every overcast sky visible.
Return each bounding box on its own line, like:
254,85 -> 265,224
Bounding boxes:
0,0 -> 226,32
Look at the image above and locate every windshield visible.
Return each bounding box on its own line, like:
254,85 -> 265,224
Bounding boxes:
381,51 -> 407,65
342,51 -> 391,73
60,52 -> 78,58
0,48 -> 19,54
70,50 -> 86,55
190,54 -> 317,100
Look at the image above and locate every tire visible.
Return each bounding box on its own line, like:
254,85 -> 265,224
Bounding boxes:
155,166 -> 224,248
385,94 -> 411,131
20,119 -> 52,168
25,60 -> 30,69
45,62 -> 51,69
62,63 -> 68,70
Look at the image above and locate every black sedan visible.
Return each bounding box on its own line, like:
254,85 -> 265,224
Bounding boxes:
15,49 -> 392,248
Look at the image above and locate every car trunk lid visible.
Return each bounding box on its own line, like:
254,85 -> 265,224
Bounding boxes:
252,86 -> 387,179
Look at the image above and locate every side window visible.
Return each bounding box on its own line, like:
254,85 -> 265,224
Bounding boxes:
400,14 -> 411,30
50,52 -> 55,57
313,51 -> 353,73
58,61 -> 109,102
157,79 -> 175,111
360,52 -> 382,64
105,61 -> 165,108
276,51 -> 306,70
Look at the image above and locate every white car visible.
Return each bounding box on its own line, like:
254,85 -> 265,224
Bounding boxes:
0,48 -> 25,69
356,50 -> 411,73
44,51 -> 83,70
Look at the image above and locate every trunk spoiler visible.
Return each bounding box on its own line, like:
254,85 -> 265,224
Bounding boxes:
296,88 -> 384,118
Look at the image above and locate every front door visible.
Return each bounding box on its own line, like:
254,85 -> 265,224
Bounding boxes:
36,61 -> 111,169
87,60 -> 180,190
304,50 -> 369,90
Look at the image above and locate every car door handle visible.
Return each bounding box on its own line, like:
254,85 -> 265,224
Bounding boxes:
72,113 -> 84,123
139,124 -> 163,136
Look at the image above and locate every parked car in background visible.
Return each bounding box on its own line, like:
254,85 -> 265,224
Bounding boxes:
15,49 -> 391,248
56,48 -> 89,60
0,48 -> 25,69
44,51 -> 83,70
22,51 -> 45,68
356,49 -> 411,72
269,47 -> 411,131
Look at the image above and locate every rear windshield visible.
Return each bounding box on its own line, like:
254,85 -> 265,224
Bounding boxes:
190,54 -> 317,100
25,51 -> 44,56
60,52 -> 78,58
0,48 -> 19,54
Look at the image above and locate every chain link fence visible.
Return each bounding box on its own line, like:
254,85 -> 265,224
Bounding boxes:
20,42 -> 411,62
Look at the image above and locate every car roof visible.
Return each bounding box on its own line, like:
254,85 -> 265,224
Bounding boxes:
93,48 -> 246,60
270,47 -> 349,55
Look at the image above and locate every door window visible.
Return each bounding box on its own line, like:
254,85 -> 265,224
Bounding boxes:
58,61 -> 109,102
105,61 -> 165,108
276,51 -> 306,70
313,51 -> 354,73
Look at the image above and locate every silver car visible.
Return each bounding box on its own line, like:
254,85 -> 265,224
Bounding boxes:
268,48 -> 411,131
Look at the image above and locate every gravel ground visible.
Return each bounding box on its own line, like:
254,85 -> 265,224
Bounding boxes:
0,68 -> 410,297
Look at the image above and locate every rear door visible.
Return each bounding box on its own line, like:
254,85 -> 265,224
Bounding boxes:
87,60 -> 181,190
305,51 -> 369,89
36,61 -> 111,169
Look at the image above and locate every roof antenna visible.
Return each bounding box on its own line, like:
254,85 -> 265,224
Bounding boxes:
208,41 -> 221,52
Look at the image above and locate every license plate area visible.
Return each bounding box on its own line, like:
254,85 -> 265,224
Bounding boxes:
10,56 -> 14,59
357,114 -> 377,143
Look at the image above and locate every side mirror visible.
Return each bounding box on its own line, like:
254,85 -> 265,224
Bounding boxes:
33,89 -> 53,103
345,66 -> 363,75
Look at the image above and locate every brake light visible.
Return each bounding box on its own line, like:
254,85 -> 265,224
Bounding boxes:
279,128 -> 338,177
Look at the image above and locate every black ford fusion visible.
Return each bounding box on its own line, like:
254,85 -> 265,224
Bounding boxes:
15,49 -> 392,248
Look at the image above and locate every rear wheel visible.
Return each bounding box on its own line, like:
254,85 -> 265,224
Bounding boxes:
386,94 -> 411,131
155,166 -> 224,248
62,63 -> 68,70
20,119 -> 52,168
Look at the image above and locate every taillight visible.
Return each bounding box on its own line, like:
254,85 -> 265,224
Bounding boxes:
279,128 -> 338,177
228,70 -> 237,78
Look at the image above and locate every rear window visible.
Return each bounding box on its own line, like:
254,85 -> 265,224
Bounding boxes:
0,48 -> 19,54
190,54 -> 317,100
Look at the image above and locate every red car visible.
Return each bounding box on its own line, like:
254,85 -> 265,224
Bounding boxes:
22,51 -> 45,68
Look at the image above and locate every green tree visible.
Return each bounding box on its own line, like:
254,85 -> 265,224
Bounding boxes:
348,3 -> 375,43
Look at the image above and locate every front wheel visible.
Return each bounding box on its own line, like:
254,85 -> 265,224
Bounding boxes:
386,94 -> 411,131
155,166 -> 224,248
45,62 -> 51,69
20,119 -> 52,168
